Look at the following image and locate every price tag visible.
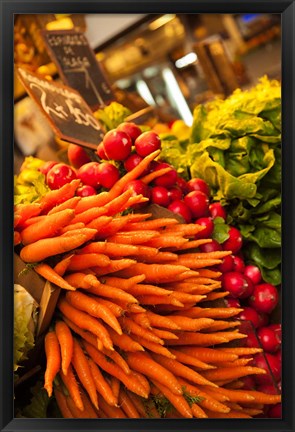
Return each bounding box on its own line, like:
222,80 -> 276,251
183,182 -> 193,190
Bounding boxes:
42,29 -> 114,110
17,66 -> 104,150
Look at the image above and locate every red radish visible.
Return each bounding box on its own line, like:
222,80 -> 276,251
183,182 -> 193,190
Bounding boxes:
232,255 -> 245,273
195,217 -> 214,239
123,180 -> 150,199
222,272 -> 252,298
103,129 -> 132,161
46,163 -> 77,190
268,324 -> 282,343
224,297 -> 241,308
268,403 -> 281,418
199,240 -> 222,253
254,353 -> 281,384
257,383 -> 278,395
239,275 -> 254,299
237,307 -> 260,328
151,186 -> 170,207
222,226 -> 243,254
97,162 -> 120,189
77,162 -> 101,188
187,178 -> 210,196
244,265 -> 262,285
67,144 -> 91,169
117,122 -> 142,142
257,312 -> 269,328
168,187 -> 183,202
153,163 -> 177,188
168,200 -> 192,223
217,255 -> 234,273
246,332 -> 260,349
257,326 -> 280,353
134,131 -> 161,157
249,283 -> 279,314
184,191 -> 210,218
76,185 -> 97,197
209,202 -> 227,220
176,177 -> 189,194
96,142 -> 108,160
240,376 -> 256,390
124,154 -> 145,173
39,161 -> 58,176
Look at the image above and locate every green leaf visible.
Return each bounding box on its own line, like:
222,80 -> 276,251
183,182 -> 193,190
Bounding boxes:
22,381 -> 50,418
212,217 -> 230,244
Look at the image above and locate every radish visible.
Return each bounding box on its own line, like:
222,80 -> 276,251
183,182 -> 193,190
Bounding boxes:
222,226 -> 243,254
153,163 -> 177,188
217,255 -> 234,273
168,200 -> 192,223
199,240 -> 222,253
187,178 -> 210,197
97,162 -> 120,189
232,255 -> 245,273
168,186 -> 183,202
103,129 -> 132,161
244,264 -> 262,285
134,131 -> 161,157
67,144 -> 91,169
117,122 -> 142,142
46,163 -> 77,190
195,217 -> 214,239
224,297 -> 241,308
209,202 -> 227,220
39,161 -> 58,176
249,283 -> 279,314
257,326 -> 280,353
222,272 -> 252,298
76,185 -> 97,197
77,162 -> 101,189
237,306 -> 261,328
254,353 -> 281,385
151,186 -> 170,207
184,191 -> 210,218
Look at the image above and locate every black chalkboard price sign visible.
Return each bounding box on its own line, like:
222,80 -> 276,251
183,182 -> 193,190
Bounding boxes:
17,66 -> 104,150
42,30 -> 114,110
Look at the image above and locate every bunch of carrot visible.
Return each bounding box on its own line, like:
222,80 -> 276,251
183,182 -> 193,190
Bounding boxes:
14,149 -> 281,418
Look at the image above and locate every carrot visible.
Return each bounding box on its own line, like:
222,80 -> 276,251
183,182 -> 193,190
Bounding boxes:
34,263 -> 75,290
164,224 -> 208,237
208,387 -> 256,403
99,275 -> 146,291
191,403 -> 208,418
14,231 -> 21,246
178,250 -> 232,262
97,394 -> 126,418
219,347 -> 263,355
177,257 -> 223,269
74,191 -> 111,214
21,208 -> 75,245
119,388 -> 141,418
104,349 -> 131,375
71,338 -> 98,409
201,291 -> 230,302
67,253 -> 111,271
126,351 -> 183,395
175,347 -> 238,363
20,228 -> 97,262
66,393 -> 97,418
106,327 -> 144,352
54,387 -> 74,418
110,376 -> 120,401
14,203 -> 41,227
201,366 -> 267,382
44,331 -> 61,397
130,371 -> 151,395
127,392 -> 149,417
152,380 -> 193,418
86,215 -> 112,230
90,298 -> 124,318
90,259 -> 137,277
63,272 -> 97,289
119,317 -> 163,344
166,316 -> 214,332
140,166 -> 173,184
66,291 -> 122,335
179,307 -> 243,319
84,341 -> 148,398
136,295 -> 183,307
114,262 -> 190,284
243,390 -> 281,404
165,332 -> 229,347
144,236 -> 189,249
47,196 -> 81,215
132,335 -> 175,359
80,389 -> 99,418
71,206 -> 108,224
169,349 -> 215,370
86,280 -> 138,304
153,354 -> 217,388
139,251 -> 178,263
95,215 -> 132,238
120,194 -> 149,212
103,189 -> 133,215
205,321 -> 241,332
59,366 -> 84,411
62,316 -> 103,351
59,222 -> 85,234
130,313 -> 151,329
53,254 -> 74,277
55,321 -> 74,375
151,328 -> 179,341
107,231 -> 160,245
197,387 -> 229,403
204,409 -> 251,418
124,218 -> 179,231
79,241 -> 157,260
107,149 -> 161,200
195,269 -> 222,278
39,179 -> 80,213
58,298 -> 113,351
170,291 -> 206,304
178,238 -> 212,250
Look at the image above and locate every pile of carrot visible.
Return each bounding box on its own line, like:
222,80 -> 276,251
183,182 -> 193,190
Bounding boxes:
14,149 -> 281,418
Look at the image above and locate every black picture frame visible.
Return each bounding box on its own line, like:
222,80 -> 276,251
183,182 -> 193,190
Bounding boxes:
1,1 -> 294,431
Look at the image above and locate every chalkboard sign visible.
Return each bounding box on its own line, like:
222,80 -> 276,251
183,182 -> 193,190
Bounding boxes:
17,67 -> 104,150
42,30 -> 114,110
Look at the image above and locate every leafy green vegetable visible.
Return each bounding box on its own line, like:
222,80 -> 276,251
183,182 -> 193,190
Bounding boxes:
14,284 -> 37,371
15,381 -> 51,418
212,217 -> 230,244
93,102 -> 132,131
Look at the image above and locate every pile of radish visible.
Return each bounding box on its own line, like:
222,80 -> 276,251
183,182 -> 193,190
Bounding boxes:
37,122 -> 281,418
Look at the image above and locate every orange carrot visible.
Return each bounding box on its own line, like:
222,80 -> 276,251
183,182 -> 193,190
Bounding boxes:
152,380 -> 193,418
165,332 -> 229,347
204,320 -> 241,332
208,387 -> 256,403
14,203 -> 41,227
146,311 -> 181,330
179,307 -> 242,319
219,347 -> 263,355
201,366 -> 267,382
119,317 -> 163,345
59,366 -> 84,411
66,392 -> 97,418
126,351 -> 183,395
124,218 -> 179,231
166,316 -> 214,331
97,394 -> 126,418
66,291 -> 122,335
71,338 -> 98,409
169,349 -> 215,370
110,376 -> 120,400
140,166 -> 173,184
151,328 -> 179,341
20,228 -> 97,262
191,403 -> 208,418
53,254 -> 74,277
34,263 -> 75,290
47,196 -> 81,215
44,331 -> 61,397
88,359 -> 118,406
90,298 -> 124,318
62,316 -> 102,350
100,275 -> 146,290
116,194 -> 148,212
90,259 -> 137,277
139,251 -> 178,263
86,280 -> 138,305
136,295 -> 183,307
54,387 -> 74,418
84,341 -> 148,398
74,191 -> 111,214
55,321 -> 74,375
78,241 -> 156,259
39,179 -> 80,213
104,349 -> 131,375
104,189 -> 133,215
71,206 -> 107,224
127,392 -> 149,417
106,327 -> 144,352
178,238 -> 212,250
175,347 -> 239,363
86,215 -> 112,230
107,149 -> 161,200
119,388 -> 141,418
58,298 -> 113,351
243,390 -> 281,404
144,236 -> 189,249
20,209 -> 75,245
14,231 -> 21,245
95,215 -> 132,239
67,253 -> 111,271
132,335 -> 175,359
129,312 -> 150,329
124,283 -> 173,298
59,222 -> 85,234
114,262 -> 190,284
107,231 -> 160,245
